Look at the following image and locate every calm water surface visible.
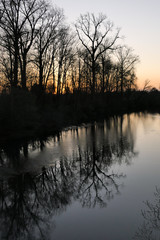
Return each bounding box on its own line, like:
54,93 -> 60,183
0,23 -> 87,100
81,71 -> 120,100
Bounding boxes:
0,113 -> 160,239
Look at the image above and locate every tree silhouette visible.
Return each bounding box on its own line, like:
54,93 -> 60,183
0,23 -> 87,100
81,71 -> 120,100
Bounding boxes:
134,187 -> 160,240
116,46 -> 139,93
75,13 -> 120,94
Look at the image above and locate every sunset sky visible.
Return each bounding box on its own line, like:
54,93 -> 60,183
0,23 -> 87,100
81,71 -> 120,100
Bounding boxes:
52,0 -> 160,89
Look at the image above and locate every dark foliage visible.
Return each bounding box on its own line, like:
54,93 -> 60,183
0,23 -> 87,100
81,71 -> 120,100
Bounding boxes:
0,89 -> 160,142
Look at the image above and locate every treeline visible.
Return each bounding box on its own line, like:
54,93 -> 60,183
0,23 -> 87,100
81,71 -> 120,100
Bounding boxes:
1,88 -> 160,141
0,0 -> 139,94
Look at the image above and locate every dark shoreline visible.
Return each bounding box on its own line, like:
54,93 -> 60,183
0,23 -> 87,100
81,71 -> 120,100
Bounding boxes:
0,88 -> 160,144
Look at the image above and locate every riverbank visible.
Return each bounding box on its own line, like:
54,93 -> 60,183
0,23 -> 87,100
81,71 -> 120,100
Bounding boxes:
0,88 -> 160,142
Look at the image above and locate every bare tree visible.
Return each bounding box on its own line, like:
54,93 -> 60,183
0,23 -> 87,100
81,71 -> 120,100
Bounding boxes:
142,79 -> 152,91
33,6 -> 64,90
56,27 -> 75,95
99,54 -> 113,93
18,0 -> 48,89
0,41 -> 14,88
0,0 -> 48,89
75,13 -> 120,94
134,188 -> 160,240
77,49 -> 92,92
0,0 -> 22,87
116,46 -> 139,93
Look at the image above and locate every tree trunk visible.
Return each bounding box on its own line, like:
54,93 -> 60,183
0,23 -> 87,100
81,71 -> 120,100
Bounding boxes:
92,60 -> 96,95
13,38 -> 19,87
52,59 -> 56,93
102,58 -> 105,93
57,63 -> 62,95
78,59 -> 81,91
39,51 -> 43,89
120,70 -> 124,94
21,55 -> 27,89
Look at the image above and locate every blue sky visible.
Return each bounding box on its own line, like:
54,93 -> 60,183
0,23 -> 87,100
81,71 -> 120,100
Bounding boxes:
52,0 -> 160,88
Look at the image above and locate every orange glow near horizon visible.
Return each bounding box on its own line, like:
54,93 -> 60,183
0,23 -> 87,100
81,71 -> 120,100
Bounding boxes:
136,62 -> 160,90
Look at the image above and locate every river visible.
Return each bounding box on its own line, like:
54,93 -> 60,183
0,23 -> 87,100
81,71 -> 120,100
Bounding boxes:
0,112 -> 160,240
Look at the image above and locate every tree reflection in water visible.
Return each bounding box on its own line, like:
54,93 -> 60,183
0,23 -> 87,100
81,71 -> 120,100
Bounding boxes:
134,188 -> 160,240
0,114 -> 138,240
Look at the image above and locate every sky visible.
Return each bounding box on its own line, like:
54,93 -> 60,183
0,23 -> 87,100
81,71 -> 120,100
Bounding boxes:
51,0 -> 160,89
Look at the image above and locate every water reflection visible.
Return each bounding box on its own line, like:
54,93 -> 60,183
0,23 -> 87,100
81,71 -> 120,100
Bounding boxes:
134,188 -> 160,240
0,114 -> 138,239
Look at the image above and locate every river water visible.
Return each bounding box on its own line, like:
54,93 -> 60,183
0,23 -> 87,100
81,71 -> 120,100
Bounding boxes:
0,113 -> 160,240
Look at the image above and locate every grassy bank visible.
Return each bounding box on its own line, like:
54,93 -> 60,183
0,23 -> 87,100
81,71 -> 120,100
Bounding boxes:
0,88 -> 160,142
